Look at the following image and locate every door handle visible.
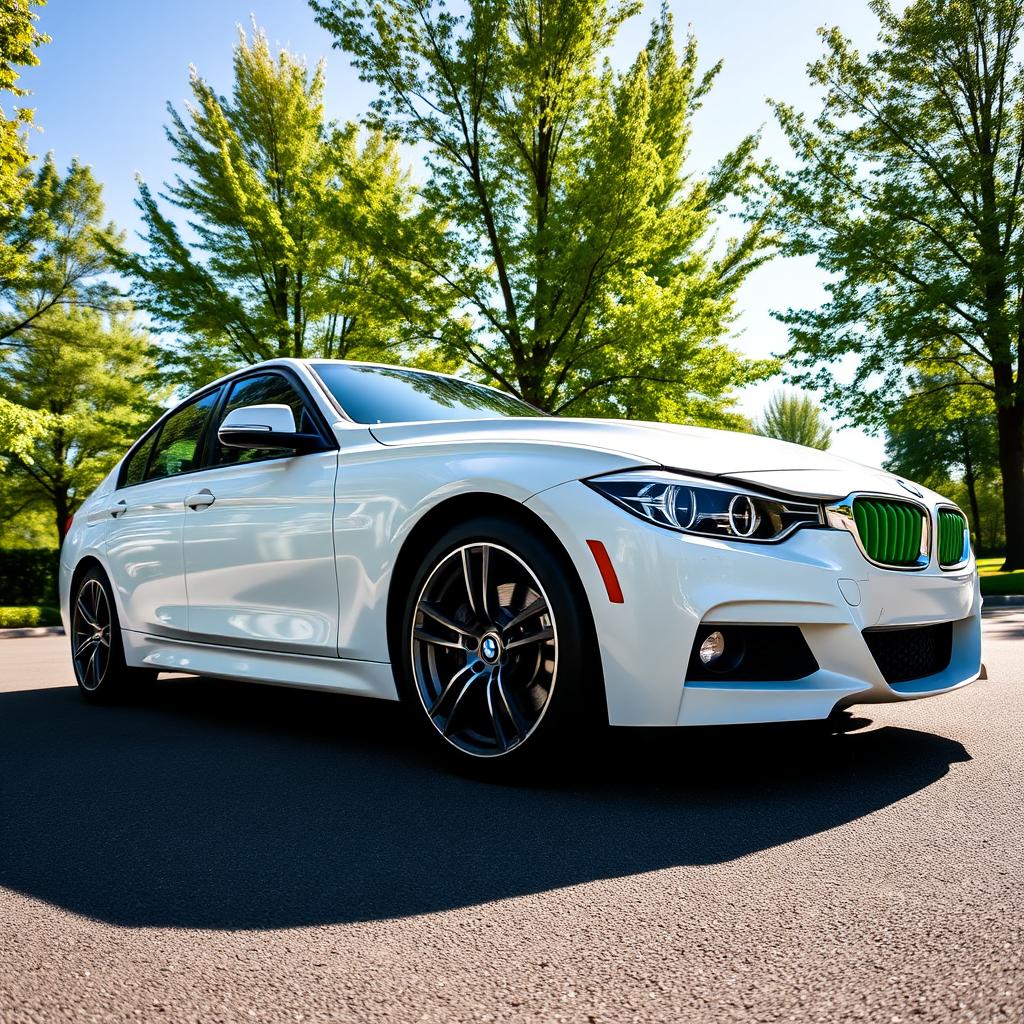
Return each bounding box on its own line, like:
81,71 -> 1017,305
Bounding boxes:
107,500 -> 127,518
185,488 -> 216,510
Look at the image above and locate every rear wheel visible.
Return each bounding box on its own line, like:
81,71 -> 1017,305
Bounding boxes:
71,566 -> 155,703
397,516 -> 600,775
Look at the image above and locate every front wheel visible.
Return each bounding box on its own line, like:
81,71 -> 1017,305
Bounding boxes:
397,516 -> 601,775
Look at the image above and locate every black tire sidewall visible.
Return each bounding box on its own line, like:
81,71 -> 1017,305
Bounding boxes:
395,515 -> 598,773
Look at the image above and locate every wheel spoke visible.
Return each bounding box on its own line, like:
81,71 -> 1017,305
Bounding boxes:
413,628 -> 464,650
485,671 -> 509,751
93,645 -> 106,685
495,667 -> 529,740
74,634 -> 100,658
442,668 -> 486,736
505,626 -> 554,652
461,547 -> 478,615
480,544 -> 492,621
460,545 -> 496,623
76,596 -> 98,631
503,597 -> 547,632
428,663 -> 474,716
84,643 -> 101,687
419,601 -> 475,637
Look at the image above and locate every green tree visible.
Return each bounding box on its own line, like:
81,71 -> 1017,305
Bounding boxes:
310,0 -> 774,420
755,389 -> 833,449
1,155 -> 122,342
1,0 -> 50,460
116,26 -> 446,389
765,0 -> 1024,569
0,308 -> 164,544
0,157 -> 123,463
0,0 -> 48,215
883,380 -> 1000,545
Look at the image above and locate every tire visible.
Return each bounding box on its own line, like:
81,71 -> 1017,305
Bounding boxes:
70,565 -> 156,703
396,515 -> 601,777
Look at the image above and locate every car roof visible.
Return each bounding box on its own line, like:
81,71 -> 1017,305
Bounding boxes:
201,357 -> 496,394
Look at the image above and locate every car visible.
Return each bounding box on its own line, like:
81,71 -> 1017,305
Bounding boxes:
60,358 -> 982,771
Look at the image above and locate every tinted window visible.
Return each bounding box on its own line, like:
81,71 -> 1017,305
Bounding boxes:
311,363 -> 540,424
146,390 -> 221,480
122,433 -> 157,487
211,373 -> 317,466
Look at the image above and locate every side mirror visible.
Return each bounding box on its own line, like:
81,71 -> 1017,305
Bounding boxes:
217,404 -> 324,454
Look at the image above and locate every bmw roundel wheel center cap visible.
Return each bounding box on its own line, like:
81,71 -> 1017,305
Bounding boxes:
479,632 -> 503,664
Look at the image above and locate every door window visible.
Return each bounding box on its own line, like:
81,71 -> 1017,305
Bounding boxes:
211,373 -> 318,466
146,390 -> 221,480
122,432 -> 157,487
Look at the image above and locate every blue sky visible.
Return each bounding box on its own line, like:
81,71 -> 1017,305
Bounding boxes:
21,0 -> 891,464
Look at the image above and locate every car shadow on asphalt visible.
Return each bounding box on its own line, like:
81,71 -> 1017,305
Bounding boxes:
0,677 -> 970,930
980,607 -> 1024,642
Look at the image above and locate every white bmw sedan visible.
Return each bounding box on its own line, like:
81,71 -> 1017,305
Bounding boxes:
60,359 -> 981,771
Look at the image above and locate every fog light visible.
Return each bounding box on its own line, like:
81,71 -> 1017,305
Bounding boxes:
699,630 -> 726,665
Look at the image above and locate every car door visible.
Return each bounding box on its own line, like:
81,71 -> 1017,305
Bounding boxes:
182,370 -> 341,656
104,387 -> 223,638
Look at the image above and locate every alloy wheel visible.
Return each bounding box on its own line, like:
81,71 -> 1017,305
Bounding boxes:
73,578 -> 111,692
410,543 -> 558,757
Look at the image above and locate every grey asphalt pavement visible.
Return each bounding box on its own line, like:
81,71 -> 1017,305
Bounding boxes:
1,613 -> 1021,1024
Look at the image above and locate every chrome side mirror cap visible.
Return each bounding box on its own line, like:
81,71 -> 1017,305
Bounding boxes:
217,404 -> 324,453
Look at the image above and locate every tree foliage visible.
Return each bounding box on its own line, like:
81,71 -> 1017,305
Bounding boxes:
883,379 -> 1000,544
0,0 -> 48,214
0,156 -> 122,460
1,155 -> 122,341
755,389 -> 832,449
765,0 -> 1024,568
0,308 -> 164,543
311,0 -> 774,421
116,26 -> 449,389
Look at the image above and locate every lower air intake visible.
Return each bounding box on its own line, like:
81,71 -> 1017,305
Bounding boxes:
686,625 -> 819,682
863,622 -> 953,684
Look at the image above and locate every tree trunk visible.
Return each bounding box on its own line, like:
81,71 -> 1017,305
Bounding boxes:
55,487 -> 71,547
995,400 -> 1024,571
293,270 -> 304,358
960,436 -> 983,549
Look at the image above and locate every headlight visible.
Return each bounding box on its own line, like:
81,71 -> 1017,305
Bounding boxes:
586,470 -> 823,542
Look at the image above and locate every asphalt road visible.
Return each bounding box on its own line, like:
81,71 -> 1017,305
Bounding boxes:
0,614 -> 1021,1024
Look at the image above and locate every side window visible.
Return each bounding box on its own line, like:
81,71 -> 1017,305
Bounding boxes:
122,432 -> 157,487
146,390 -> 221,481
211,373 -> 316,467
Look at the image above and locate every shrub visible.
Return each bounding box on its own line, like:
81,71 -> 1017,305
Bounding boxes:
0,548 -> 60,606
0,606 -> 62,628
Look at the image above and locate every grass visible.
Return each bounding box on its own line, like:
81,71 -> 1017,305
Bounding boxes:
0,606 -> 62,629
977,557 -> 1024,596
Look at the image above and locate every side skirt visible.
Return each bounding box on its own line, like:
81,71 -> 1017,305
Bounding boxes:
121,630 -> 399,700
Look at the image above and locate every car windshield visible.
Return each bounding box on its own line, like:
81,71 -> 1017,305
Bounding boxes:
310,363 -> 541,424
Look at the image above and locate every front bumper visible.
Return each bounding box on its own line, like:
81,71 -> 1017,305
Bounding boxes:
525,481 -> 982,727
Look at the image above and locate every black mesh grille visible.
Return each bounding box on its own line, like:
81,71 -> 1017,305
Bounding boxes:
862,623 -> 953,684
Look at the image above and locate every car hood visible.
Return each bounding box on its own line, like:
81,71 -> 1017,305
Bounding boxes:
368,417 -> 926,501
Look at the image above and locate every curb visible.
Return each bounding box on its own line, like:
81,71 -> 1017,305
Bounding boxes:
982,595 -> 1024,608
0,625 -> 65,639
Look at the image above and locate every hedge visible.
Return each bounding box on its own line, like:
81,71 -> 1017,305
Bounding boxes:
0,548 -> 59,606
0,606 -> 62,628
